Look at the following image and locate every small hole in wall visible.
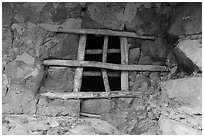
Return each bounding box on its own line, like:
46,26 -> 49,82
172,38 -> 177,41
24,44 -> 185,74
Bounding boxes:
107,53 -> 121,64
85,54 -> 102,62
81,76 -> 105,91
108,36 -> 120,49
108,75 -> 121,91
86,34 -> 104,49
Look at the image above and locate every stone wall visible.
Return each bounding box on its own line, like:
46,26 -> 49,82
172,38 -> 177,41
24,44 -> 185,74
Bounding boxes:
2,2 -> 202,135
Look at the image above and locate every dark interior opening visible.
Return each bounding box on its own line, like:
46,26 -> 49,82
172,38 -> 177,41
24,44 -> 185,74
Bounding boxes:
108,36 -> 121,49
85,54 -> 102,62
81,34 -> 122,92
83,67 -> 102,72
81,76 -> 105,91
109,76 -> 121,91
107,53 -> 121,64
86,34 -> 104,49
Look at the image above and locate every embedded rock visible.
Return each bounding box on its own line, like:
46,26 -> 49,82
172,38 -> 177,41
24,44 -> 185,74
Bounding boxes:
159,115 -> 201,135
43,67 -> 74,91
2,3 -> 13,27
168,3 -> 202,35
81,99 -> 112,115
175,38 -> 202,70
138,56 -> 153,65
159,77 -> 202,135
36,97 -> 80,117
2,85 -> 38,114
161,77 -> 202,110
86,3 -> 125,30
5,55 -> 45,92
129,48 -> 141,64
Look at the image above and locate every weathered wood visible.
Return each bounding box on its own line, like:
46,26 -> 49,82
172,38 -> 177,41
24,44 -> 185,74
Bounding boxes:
85,49 -> 121,54
102,36 -> 110,91
83,71 -> 120,77
120,37 -> 129,91
80,112 -> 101,118
40,91 -> 142,99
43,60 -> 169,72
56,28 -> 156,39
73,35 -> 87,92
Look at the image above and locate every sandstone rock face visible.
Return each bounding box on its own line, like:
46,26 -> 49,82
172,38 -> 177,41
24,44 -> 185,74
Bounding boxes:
2,115 -> 122,135
36,97 -> 80,117
129,48 -> 141,64
84,2 -> 170,36
2,85 -> 38,114
176,38 -> 202,70
161,77 -> 202,110
159,115 -> 201,135
81,99 -> 113,115
2,2 -> 82,116
86,3 -> 125,30
159,77 -> 202,135
168,2 -> 202,35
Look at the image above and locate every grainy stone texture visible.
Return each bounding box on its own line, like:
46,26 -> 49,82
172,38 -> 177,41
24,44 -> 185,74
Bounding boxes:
159,77 -> 202,135
2,115 -> 122,135
36,97 -> 80,117
2,2 -> 81,117
168,3 -> 202,36
176,38 -> 202,70
81,99 -> 113,115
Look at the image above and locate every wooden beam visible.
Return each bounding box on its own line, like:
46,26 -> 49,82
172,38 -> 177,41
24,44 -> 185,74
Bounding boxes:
83,71 -> 120,77
80,112 -> 101,118
102,36 -> 110,91
40,91 -> 143,99
73,35 -> 87,92
85,49 -> 121,54
56,28 -> 156,39
120,37 -> 129,91
43,60 -> 169,72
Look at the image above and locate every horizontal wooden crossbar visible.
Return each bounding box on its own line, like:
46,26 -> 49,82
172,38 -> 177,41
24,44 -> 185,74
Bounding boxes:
40,91 -> 143,99
83,71 -> 120,77
43,59 -> 169,72
85,49 -> 121,54
56,28 -> 156,39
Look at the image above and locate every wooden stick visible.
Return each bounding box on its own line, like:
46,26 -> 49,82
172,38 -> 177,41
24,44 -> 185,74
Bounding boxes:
83,71 -> 120,77
73,35 -> 87,92
43,60 -> 169,72
85,49 -> 121,54
40,91 -> 143,99
56,28 -> 156,40
80,112 -> 101,118
102,36 -> 110,91
120,37 -> 129,91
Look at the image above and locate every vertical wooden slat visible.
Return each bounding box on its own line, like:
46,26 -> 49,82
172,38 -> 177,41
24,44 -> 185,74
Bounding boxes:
102,36 -> 110,91
73,34 -> 87,92
120,37 -> 129,91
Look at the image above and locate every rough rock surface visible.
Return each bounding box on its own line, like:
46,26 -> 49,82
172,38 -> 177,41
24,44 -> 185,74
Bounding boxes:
2,2 -> 82,117
86,3 -> 125,30
2,85 -> 38,114
159,77 -> 202,135
2,115 -> 122,135
43,67 -> 75,91
81,99 -> 113,115
176,38 -> 202,70
36,97 -> 80,117
129,48 -> 141,64
168,2 -> 202,35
